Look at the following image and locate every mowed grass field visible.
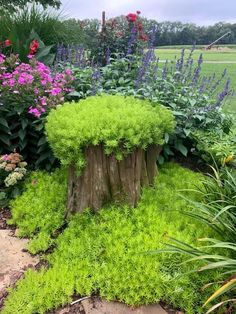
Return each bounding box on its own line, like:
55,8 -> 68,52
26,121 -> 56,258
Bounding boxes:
155,47 -> 236,115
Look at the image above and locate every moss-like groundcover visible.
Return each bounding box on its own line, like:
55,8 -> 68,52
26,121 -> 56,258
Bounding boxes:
3,163 -> 221,314
45,95 -> 175,170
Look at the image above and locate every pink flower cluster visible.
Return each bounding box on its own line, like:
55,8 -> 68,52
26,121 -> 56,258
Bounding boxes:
0,54 -> 74,118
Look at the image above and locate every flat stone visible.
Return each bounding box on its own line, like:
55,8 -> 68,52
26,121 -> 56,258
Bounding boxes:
56,298 -> 168,314
0,230 -> 38,291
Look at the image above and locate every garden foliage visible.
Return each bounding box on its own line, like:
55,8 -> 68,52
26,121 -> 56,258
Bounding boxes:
3,163 -> 221,314
0,6 -> 66,56
8,168 -> 67,254
66,47 -> 233,163
160,165 -> 236,313
46,95 -> 175,170
89,11 -> 149,64
0,53 -> 74,169
192,129 -> 236,166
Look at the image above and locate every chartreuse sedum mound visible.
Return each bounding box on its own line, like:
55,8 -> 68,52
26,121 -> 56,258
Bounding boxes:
45,94 -> 176,170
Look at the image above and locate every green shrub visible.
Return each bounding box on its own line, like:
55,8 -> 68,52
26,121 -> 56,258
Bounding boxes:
3,163 -> 222,313
46,95 -> 175,170
192,129 -> 236,167
8,168 -> 67,254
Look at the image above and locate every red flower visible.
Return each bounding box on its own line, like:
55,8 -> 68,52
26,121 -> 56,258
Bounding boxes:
139,33 -> 149,41
126,13 -> 137,22
29,40 -> 39,56
136,10 -> 141,15
4,39 -> 11,47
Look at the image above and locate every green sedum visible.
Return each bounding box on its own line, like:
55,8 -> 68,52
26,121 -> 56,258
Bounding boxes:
45,95 -> 175,170
3,163 -> 222,314
8,169 -> 67,254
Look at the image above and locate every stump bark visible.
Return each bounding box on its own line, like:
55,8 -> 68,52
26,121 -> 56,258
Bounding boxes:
67,144 -> 162,214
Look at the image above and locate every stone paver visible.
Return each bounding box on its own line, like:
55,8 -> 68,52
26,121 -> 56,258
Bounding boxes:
56,298 -> 168,314
0,230 -> 38,292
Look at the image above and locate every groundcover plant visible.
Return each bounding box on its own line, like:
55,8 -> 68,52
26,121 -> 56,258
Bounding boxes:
3,163 -> 222,314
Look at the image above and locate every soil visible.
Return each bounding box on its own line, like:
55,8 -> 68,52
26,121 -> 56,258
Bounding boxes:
0,207 -> 14,230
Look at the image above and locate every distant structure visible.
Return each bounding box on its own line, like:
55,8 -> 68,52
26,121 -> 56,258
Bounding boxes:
205,31 -> 231,50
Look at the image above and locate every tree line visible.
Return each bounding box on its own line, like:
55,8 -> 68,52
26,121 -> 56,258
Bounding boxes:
1,0 -> 236,47
62,18 -> 236,47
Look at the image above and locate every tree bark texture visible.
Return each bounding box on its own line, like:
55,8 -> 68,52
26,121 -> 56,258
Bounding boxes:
67,144 -> 162,214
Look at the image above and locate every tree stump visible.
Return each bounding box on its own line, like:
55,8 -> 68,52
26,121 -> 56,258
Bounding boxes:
67,144 -> 162,214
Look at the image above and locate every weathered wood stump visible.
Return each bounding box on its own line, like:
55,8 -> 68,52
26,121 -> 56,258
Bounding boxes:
67,144 -> 162,214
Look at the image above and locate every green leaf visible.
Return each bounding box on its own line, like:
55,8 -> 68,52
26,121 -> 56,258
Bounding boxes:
19,129 -> 26,141
183,128 -> 191,136
0,117 -> 9,128
158,155 -> 164,165
164,133 -> 169,143
21,119 -> 28,130
36,45 -> 54,59
0,134 -> 11,146
38,136 -> 48,146
175,142 -> 188,156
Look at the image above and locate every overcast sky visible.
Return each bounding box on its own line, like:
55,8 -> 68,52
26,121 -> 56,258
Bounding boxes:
60,0 -> 236,25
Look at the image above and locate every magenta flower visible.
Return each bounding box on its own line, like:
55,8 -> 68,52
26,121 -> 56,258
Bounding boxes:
0,53 -> 75,118
50,87 -> 62,96
28,107 -> 42,118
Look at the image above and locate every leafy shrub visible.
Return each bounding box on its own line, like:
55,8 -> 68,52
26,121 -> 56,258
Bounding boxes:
64,55 -> 140,101
8,168 -> 67,254
0,6 -> 68,60
192,129 -> 236,166
131,50 -> 232,161
69,47 -> 233,163
0,53 -> 74,169
3,163 -> 222,314
89,11 -> 149,64
0,152 -> 27,206
46,95 -> 175,170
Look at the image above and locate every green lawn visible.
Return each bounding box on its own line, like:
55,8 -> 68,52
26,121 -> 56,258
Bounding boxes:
155,48 -> 236,114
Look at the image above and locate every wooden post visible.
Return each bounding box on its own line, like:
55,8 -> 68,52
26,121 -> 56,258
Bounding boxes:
102,11 -> 106,33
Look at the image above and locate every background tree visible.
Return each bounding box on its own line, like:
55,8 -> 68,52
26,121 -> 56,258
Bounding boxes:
0,0 -> 61,13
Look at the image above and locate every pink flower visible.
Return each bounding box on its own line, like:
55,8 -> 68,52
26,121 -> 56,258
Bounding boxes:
18,76 -> 26,85
40,96 -> 47,106
34,88 -> 39,95
65,69 -> 72,76
0,54 -> 5,64
50,87 -> 62,96
41,79 -> 48,85
1,154 -> 9,161
28,107 -> 41,118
